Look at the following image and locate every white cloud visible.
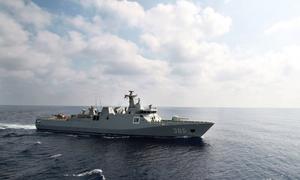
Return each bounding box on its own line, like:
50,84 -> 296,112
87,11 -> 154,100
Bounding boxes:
0,0 -> 300,107
140,1 -> 231,43
265,17 -> 300,35
80,0 -> 145,27
0,12 -> 28,45
132,1 -> 233,88
0,12 -> 51,72
224,0 -> 232,4
0,0 -> 171,105
67,15 -> 103,35
0,0 -> 51,29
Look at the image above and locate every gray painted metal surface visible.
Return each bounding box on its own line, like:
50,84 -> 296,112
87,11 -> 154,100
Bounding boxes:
36,91 -> 214,138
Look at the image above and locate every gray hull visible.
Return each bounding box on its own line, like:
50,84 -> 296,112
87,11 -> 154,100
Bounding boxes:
36,118 -> 213,138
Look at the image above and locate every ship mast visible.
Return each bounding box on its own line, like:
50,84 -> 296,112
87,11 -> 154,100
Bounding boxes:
124,90 -> 137,108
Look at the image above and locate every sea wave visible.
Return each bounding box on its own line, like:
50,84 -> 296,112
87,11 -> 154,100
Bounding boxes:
64,169 -> 105,179
50,154 -> 62,158
2,132 -> 35,138
0,123 -> 36,130
103,135 -> 130,139
67,134 -> 78,137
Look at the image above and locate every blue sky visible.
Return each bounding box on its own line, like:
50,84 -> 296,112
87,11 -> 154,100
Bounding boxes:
1,0 -> 300,107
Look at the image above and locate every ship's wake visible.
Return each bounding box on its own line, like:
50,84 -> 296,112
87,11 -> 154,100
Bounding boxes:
0,123 -> 36,130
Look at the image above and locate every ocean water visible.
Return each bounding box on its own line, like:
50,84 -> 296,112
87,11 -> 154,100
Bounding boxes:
0,105 -> 300,180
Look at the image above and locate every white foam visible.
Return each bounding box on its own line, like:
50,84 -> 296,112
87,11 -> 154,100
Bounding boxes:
65,169 -> 105,179
103,136 -> 130,139
67,134 -> 78,137
50,154 -> 62,158
0,123 -> 36,130
76,169 -> 104,177
35,141 -> 42,145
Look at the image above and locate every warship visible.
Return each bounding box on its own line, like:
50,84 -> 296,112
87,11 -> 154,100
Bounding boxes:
36,91 -> 214,138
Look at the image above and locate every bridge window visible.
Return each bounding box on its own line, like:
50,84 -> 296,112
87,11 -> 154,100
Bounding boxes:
133,117 -> 140,124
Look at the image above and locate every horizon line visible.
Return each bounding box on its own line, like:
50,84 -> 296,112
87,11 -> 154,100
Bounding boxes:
0,104 -> 300,109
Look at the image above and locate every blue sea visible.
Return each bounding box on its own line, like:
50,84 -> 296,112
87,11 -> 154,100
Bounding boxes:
0,105 -> 300,180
